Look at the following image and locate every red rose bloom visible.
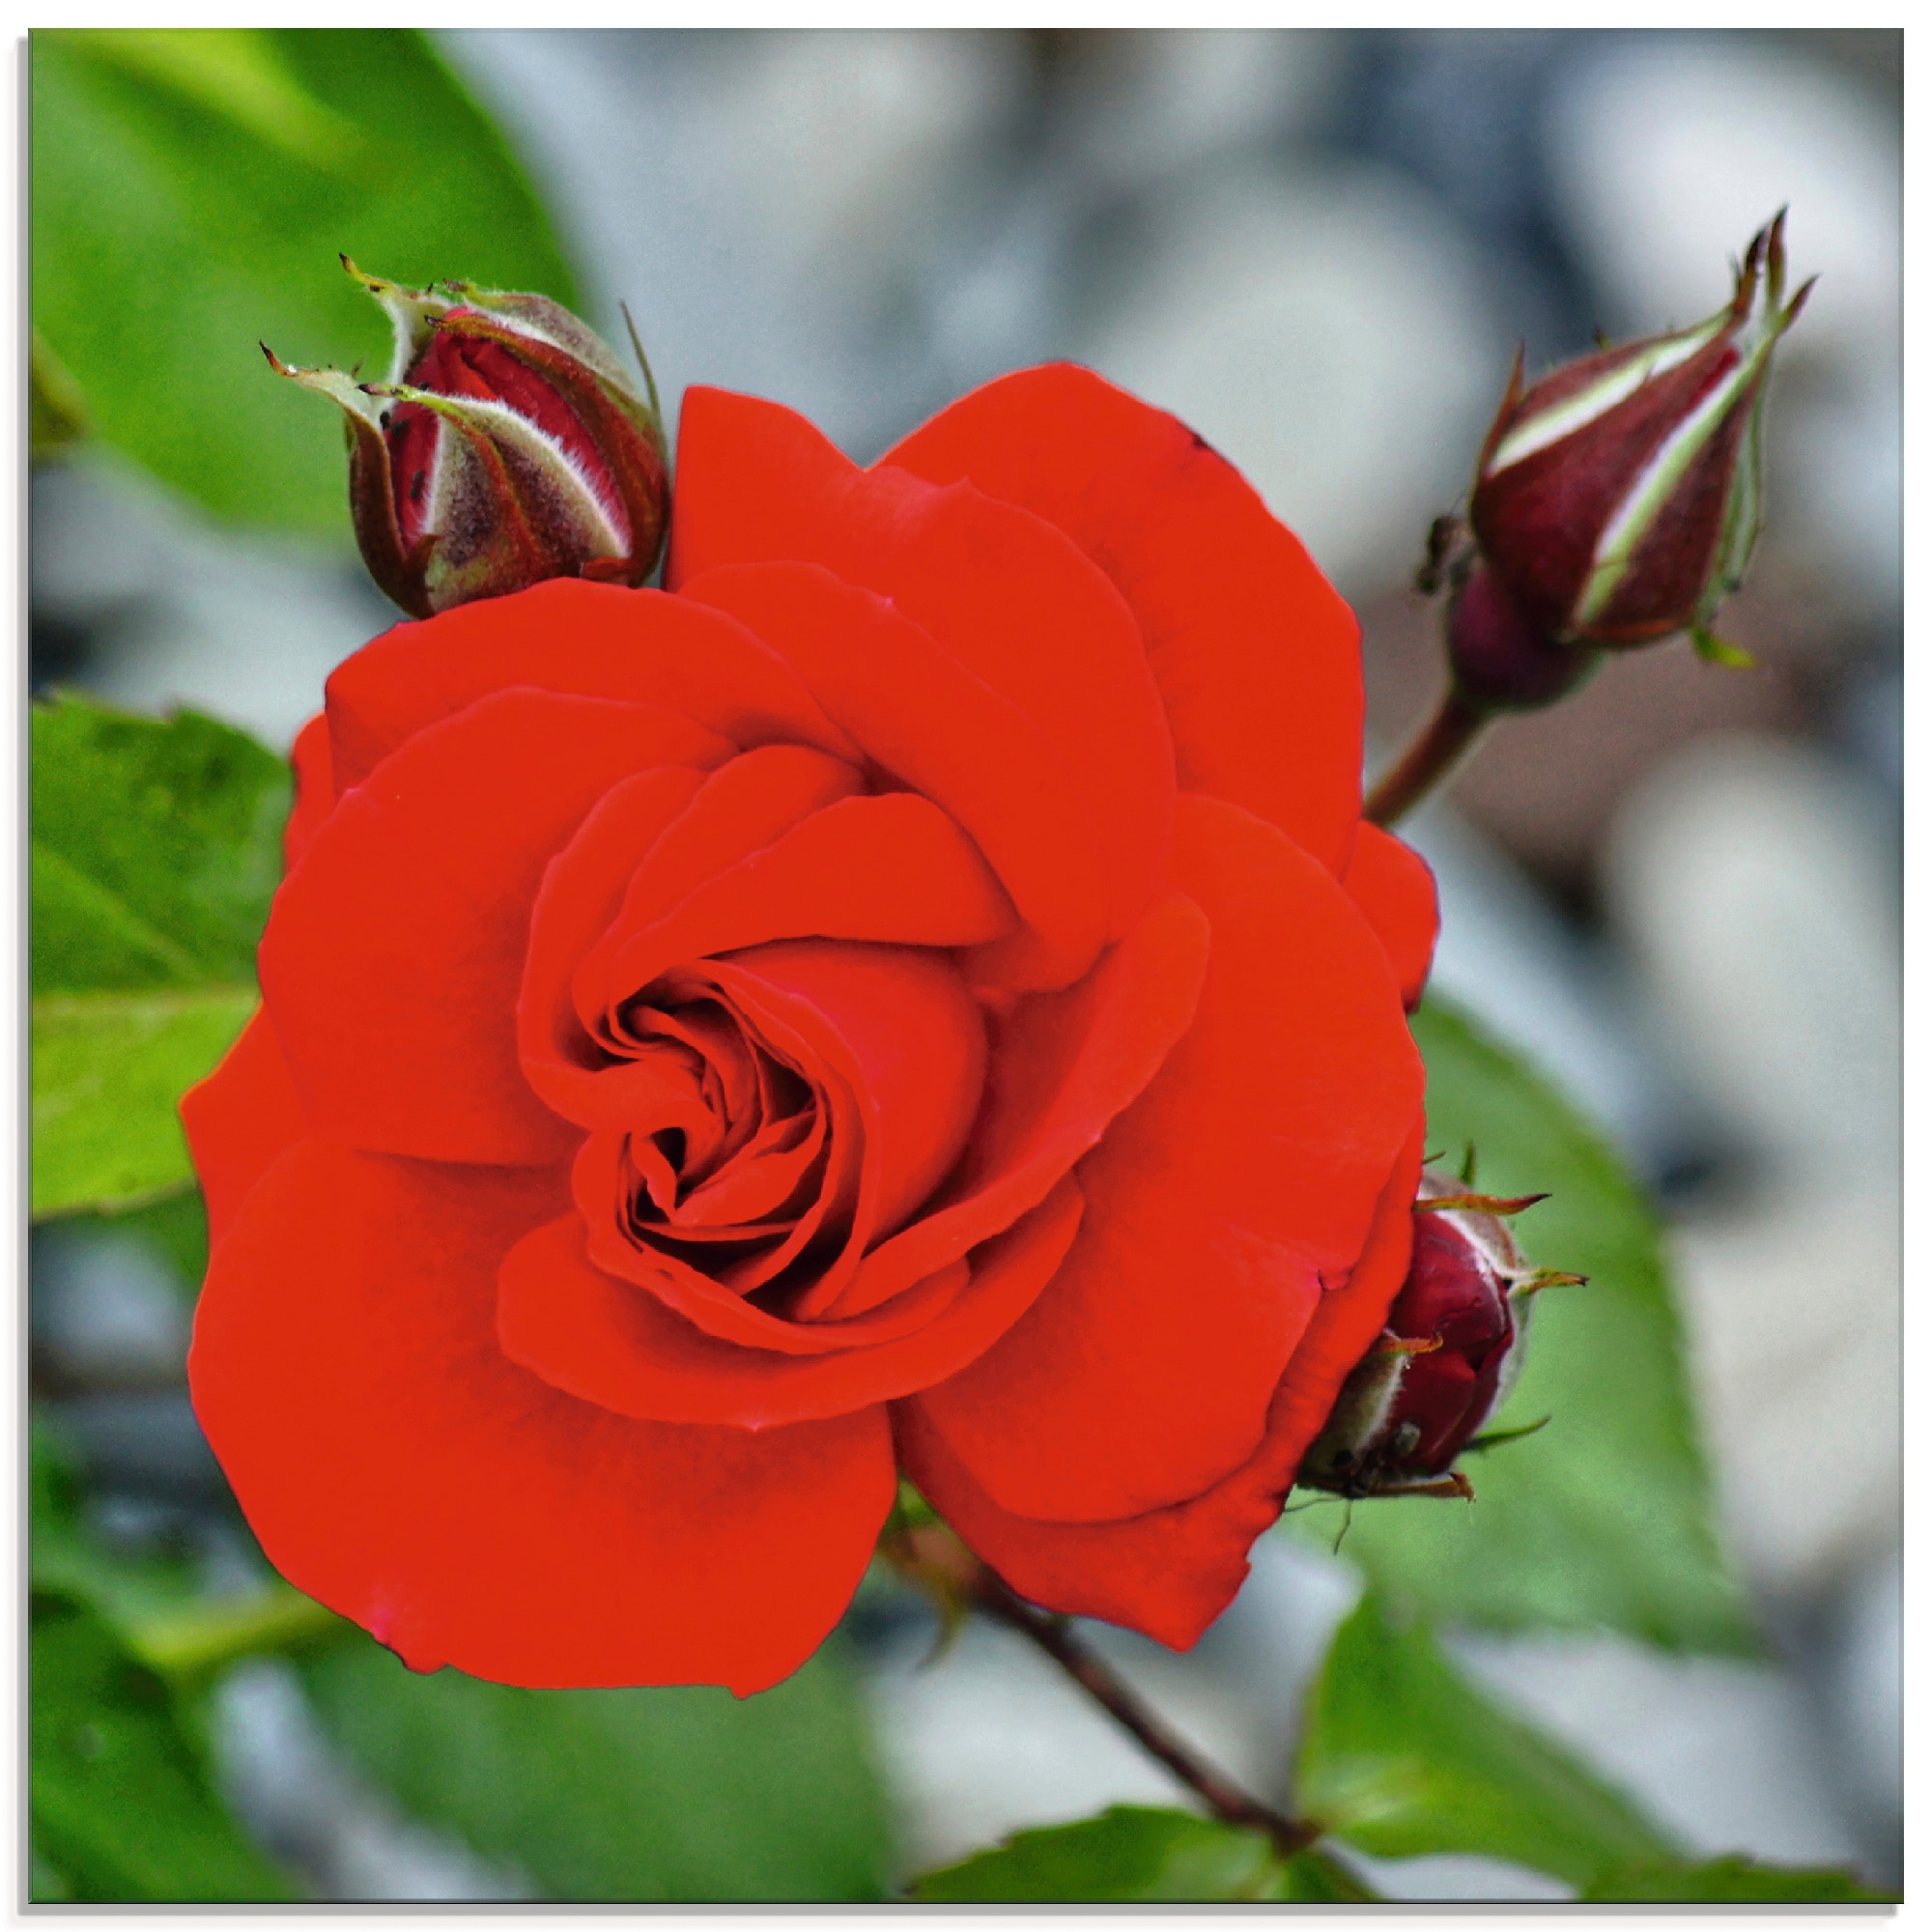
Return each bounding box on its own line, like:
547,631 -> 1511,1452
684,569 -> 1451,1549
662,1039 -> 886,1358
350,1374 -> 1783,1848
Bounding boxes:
185,365 -> 1436,1694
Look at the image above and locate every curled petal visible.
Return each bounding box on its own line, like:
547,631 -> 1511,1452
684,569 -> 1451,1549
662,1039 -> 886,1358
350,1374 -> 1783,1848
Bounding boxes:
497,1178 -> 1084,1428
829,888 -> 1211,1321
895,1123 -> 1425,1648
682,562 -> 1114,992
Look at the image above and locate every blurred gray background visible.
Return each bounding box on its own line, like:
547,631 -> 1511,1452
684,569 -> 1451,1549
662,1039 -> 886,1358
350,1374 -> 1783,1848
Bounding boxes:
31,27 -> 1902,1898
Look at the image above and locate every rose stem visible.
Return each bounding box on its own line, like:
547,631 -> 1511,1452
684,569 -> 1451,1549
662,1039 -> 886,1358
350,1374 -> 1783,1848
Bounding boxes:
1363,686 -> 1489,829
971,1569 -> 1322,1859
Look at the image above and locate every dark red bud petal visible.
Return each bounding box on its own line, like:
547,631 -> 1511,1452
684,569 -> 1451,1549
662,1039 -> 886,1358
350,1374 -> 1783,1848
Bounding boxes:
1296,1170 -> 1571,1498
1446,562 -> 1599,713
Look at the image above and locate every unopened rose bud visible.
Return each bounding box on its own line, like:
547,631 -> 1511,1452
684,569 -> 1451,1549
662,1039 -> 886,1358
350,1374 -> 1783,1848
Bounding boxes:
1296,1172 -> 1581,1499
267,260 -> 668,617
1445,212 -> 1811,708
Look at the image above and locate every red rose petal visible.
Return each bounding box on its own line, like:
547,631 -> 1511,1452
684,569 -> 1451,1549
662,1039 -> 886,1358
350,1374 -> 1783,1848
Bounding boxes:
260,689 -> 731,1166
188,1139 -> 895,1694
283,713 -> 334,872
518,764 -> 716,1130
497,1177 -> 1083,1428
681,561 -> 1114,992
718,940 -> 986,1293
582,793 -> 1016,1023
325,580 -> 859,795
576,940 -> 987,1346
576,748 -> 867,1001
909,795 -> 1426,1522
895,1123 -> 1425,1648
1341,822 -> 1439,1012
826,887 -> 1211,1322
178,1007 -> 308,1258
880,363 -> 1366,876
668,388 -> 1177,959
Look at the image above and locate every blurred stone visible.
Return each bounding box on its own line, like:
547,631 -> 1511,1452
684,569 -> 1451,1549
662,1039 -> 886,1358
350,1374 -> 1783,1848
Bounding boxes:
863,1614 -> 1189,1877
1545,35 -> 1901,613
696,29 -> 1021,275
1059,29 -> 1346,191
443,30 -> 1024,460
862,1535 -> 1352,1878
1362,574 -> 1811,901
32,1227 -> 189,1390
866,1537 -> 1605,1900
1812,1548 -> 1902,1876
1078,158 -> 1498,597
1601,734 -> 1899,1596
1340,29 -> 1597,368
32,458 -> 390,751
1396,797 -> 1693,1181
213,1659 -> 530,1901
45,1393 -> 225,1501
1449,1629 -> 1868,1874
1330,1846 -> 1572,1902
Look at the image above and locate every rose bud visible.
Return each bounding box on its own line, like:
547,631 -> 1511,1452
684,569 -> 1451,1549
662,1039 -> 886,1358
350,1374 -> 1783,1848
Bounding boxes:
1297,1171 -> 1582,1500
267,260 -> 668,618
1447,212 -> 1812,709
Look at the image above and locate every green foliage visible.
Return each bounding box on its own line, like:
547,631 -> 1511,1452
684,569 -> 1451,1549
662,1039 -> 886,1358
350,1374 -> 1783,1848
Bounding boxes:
1286,994 -> 1754,1654
31,27 -> 581,532
1296,1594 -> 1676,1887
1580,1857 -> 1894,1903
911,1805 -> 1373,1903
32,1420 -> 206,1637
32,329 -> 90,457
33,989 -> 258,1216
75,1189 -> 213,1300
31,696 -> 287,1218
301,1634 -> 895,1902
32,695 -> 289,993
30,1587 -> 297,1902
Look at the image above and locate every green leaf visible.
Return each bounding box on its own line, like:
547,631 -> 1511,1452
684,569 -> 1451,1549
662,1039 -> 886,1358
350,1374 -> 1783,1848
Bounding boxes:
32,1419 -> 204,1632
32,696 -> 288,1218
32,328 -> 90,457
30,1586 -> 297,1901
1287,994 -> 1755,1654
911,1804 -> 1371,1903
301,1633 -> 895,1901
32,987 -> 257,1217
32,696 -> 289,994
1296,1594 -> 1677,1888
32,28 -> 581,532
71,1189 -> 213,1300
34,1419 -> 349,1688
1580,1856 -> 1894,1903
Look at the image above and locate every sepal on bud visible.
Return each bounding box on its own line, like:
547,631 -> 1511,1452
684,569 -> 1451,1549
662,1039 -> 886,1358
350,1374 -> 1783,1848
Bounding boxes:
1296,1168 -> 1581,1500
267,259 -> 668,617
